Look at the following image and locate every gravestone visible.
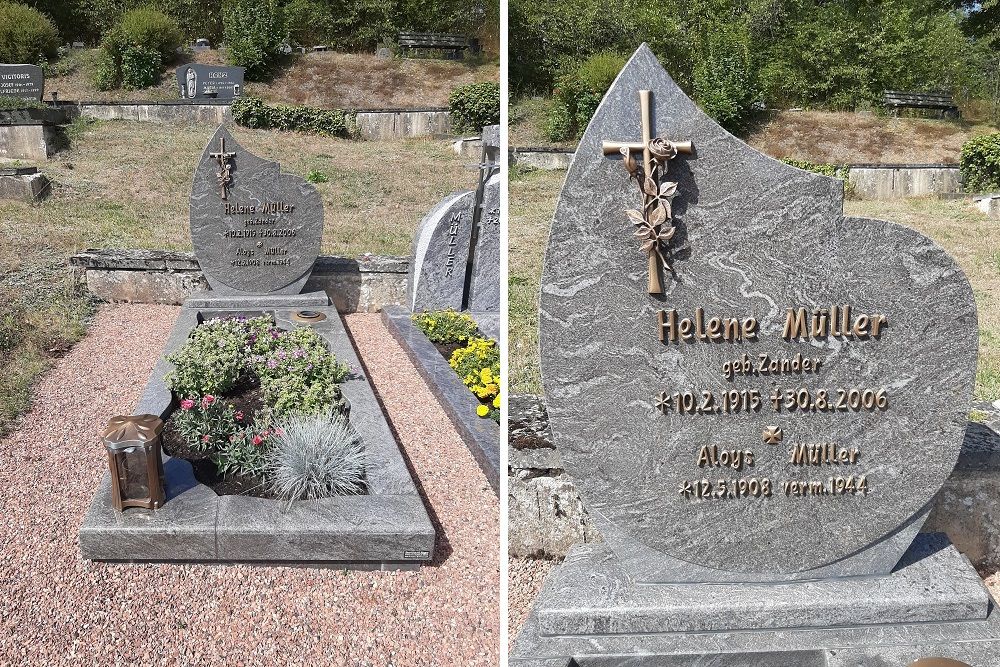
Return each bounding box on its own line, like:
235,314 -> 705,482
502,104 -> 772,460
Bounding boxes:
192,38 -> 211,51
190,125 -> 322,296
406,190 -> 476,311
176,64 -> 245,100
0,64 -> 43,100
512,43 -> 1000,666
468,171 -> 500,312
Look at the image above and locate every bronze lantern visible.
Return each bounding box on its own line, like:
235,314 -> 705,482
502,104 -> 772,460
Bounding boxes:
102,414 -> 165,511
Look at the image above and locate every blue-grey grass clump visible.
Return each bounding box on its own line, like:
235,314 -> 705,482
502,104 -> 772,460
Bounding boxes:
265,414 -> 365,503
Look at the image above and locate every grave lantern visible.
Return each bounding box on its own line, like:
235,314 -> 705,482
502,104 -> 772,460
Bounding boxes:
102,414 -> 165,511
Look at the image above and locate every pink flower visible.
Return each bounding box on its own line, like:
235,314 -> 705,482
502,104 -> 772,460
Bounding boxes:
180,399 -> 195,411
235,411 -> 244,421
274,428 -> 284,436
252,435 -> 264,446
201,435 -> 210,443
202,395 -> 215,407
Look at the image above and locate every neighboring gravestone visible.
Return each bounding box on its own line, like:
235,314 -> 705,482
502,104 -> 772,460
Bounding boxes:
176,64 -> 245,100
513,43 -> 1000,666
0,64 -> 43,100
192,38 -> 211,51
190,125 -> 322,295
468,172 -> 500,311
406,190 -> 476,311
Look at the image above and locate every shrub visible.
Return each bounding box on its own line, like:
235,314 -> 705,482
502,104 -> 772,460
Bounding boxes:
250,326 -> 349,417
449,336 -> 501,420
545,51 -> 626,142
230,95 -> 351,137
92,49 -> 119,90
120,45 -> 161,89
449,81 -> 500,133
961,134 -> 1000,193
223,0 -> 284,81
265,414 -> 366,503
780,158 -> 847,179
285,0 -> 333,47
0,95 -> 46,110
412,309 -> 480,344
0,2 -> 59,64
165,317 -> 248,397
692,23 -> 760,131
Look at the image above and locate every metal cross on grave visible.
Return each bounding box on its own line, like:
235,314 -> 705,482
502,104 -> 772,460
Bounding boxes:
209,137 -> 237,200
602,90 -> 693,294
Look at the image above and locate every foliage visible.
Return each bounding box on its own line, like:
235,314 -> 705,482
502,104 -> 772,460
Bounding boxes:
306,169 -> 328,183
164,317 -> 249,397
0,1 -> 59,64
0,96 -> 46,110
285,0 -> 334,47
265,414 -> 366,503
449,336 -> 501,420
449,81 -> 500,133
692,20 -> 760,131
544,50 -> 626,141
412,309 -> 480,344
92,48 -> 118,90
212,424 -> 272,478
171,394 -> 238,451
66,0 -> 223,43
230,95 -> 352,137
120,45 -> 161,89
222,0 -> 285,81
780,158 -> 848,179
961,133 -> 1000,193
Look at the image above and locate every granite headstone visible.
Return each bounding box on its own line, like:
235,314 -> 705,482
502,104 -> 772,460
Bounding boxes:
177,64 -> 245,100
0,64 -> 43,100
407,190 -> 476,311
468,172 -> 500,312
190,125 -> 322,295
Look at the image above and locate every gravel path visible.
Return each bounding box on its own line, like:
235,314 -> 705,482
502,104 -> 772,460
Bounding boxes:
507,557 -> 558,650
0,304 -> 499,666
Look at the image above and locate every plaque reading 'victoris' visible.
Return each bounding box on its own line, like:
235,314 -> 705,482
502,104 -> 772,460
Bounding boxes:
539,45 -> 978,576
190,125 -> 322,295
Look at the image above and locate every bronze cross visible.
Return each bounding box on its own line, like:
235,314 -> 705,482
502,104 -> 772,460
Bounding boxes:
209,137 -> 236,200
602,90 -> 692,294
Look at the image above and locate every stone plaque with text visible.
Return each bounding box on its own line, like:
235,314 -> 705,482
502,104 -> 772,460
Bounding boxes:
177,64 -> 245,100
190,125 -> 322,295
0,64 -> 43,100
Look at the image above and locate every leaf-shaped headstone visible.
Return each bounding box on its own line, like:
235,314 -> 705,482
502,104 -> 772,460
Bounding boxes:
190,125 -> 323,295
539,44 -> 977,577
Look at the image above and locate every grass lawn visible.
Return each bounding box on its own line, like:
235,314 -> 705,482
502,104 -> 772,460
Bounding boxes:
48,49 -> 499,108
509,168 -> 1000,405
0,118 -> 475,434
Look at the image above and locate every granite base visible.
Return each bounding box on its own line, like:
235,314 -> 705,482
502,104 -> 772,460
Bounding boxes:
511,533 -> 1000,666
79,297 -> 435,566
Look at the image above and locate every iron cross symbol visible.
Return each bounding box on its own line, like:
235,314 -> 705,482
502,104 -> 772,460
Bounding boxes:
209,137 -> 236,200
602,90 -> 693,294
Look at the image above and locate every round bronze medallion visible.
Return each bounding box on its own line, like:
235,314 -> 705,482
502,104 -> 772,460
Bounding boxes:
292,309 -> 327,323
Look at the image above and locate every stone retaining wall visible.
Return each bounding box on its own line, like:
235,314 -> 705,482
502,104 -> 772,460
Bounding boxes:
847,163 -> 962,199
70,248 -> 408,313
0,124 -> 58,161
509,147 -> 574,171
511,393 -> 1000,568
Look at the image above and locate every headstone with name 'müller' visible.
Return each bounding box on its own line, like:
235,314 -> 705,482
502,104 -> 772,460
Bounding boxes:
512,44 -> 1000,666
190,125 -> 322,296
0,64 -> 43,100
177,64 -> 245,100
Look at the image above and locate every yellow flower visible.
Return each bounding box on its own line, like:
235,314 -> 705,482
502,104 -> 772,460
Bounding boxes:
476,404 -> 489,417
492,395 -> 500,408
480,367 -> 493,383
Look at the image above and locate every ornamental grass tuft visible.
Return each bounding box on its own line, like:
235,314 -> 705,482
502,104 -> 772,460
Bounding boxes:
265,414 -> 366,503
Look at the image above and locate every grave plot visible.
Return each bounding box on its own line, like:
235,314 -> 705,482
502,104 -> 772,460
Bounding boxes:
383,124 -> 501,491
510,44 -> 1000,665
79,126 -> 434,567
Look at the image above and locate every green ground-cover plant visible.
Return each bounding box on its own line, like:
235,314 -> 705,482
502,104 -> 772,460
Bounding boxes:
0,2 -> 59,64
412,309 -> 480,343
962,133 -> 1000,193
230,95 -> 352,138
449,81 -> 500,133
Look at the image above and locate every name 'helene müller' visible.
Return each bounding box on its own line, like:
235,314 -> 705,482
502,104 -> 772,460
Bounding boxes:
657,305 -> 888,343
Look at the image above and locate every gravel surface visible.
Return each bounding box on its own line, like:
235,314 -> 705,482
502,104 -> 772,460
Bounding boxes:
0,304 -> 499,666
507,557 -> 559,650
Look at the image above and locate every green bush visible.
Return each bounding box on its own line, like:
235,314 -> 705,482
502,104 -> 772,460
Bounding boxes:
230,95 -> 352,137
692,23 -> 760,131
285,0 -> 333,47
545,51 -> 626,142
961,134 -> 1000,193
120,45 -> 161,89
449,81 -> 500,133
92,49 -> 119,90
0,2 -> 59,64
78,0 -> 224,44
780,158 -> 847,179
223,0 -> 284,81
412,309 -> 480,344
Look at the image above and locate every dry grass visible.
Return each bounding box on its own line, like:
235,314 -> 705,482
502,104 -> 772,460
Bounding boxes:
509,172 -> 1000,402
47,49 -> 498,108
0,119 -> 474,433
509,97 -> 577,149
745,110 -> 997,164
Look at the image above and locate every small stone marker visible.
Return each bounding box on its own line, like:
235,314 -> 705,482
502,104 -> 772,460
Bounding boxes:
176,64 -> 245,100
0,64 -> 43,100
190,125 -> 322,295
514,43 -> 996,665
407,190 -> 476,311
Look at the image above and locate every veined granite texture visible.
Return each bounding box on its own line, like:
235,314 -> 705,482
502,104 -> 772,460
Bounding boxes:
469,172 -> 501,312
79,300 -> 435,564
407,190 -> 476,312
538,44 -> 978,576
189,125 -> 323,296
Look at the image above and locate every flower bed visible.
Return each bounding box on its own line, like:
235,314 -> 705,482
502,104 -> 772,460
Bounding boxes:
412,310 -> 501,422
161,315 -> 366,500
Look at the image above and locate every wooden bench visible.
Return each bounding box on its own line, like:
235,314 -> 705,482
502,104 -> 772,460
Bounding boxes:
883,90 -> 960,118
398,32 -> 469,58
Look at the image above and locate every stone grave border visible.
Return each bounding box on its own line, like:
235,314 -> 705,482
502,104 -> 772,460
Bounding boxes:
381,305 -> 499,493
79,302 -> 436,567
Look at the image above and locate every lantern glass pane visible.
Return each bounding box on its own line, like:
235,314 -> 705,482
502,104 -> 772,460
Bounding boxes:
116,446 -> 149,499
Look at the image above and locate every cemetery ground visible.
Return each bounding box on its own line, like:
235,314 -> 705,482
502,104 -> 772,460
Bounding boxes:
0,119 -> 472,435
47,48 -> 498,108
508,167 -> 1000,640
